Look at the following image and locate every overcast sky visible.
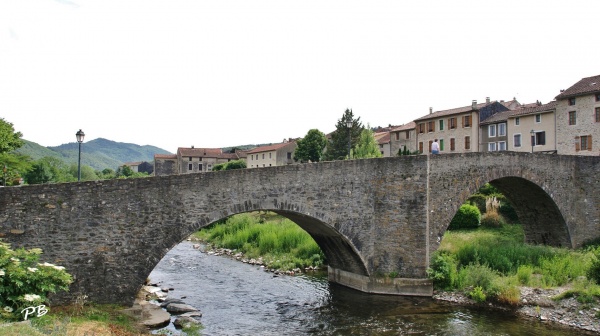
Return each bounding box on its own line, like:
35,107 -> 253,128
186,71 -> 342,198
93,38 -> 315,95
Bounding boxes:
1,0 -> 597,153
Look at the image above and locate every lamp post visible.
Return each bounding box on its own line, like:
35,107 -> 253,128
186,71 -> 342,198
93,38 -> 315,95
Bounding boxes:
346,119 -> 353,159
76,129 -> 85,181
530,129 -> 535,153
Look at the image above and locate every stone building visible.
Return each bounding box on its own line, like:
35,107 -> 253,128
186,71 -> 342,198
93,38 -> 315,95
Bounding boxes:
153,147 -> 246,176
413,98 -> 513,154
555,74 -> 600,156
246,139 -> 297,168
390,122 -> 416,155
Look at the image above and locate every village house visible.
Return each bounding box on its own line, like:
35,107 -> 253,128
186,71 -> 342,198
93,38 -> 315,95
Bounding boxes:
374,131 -> 391,157
389,122 -> 416,155
505,101 -> 558,153
122,161 -> 154,174
554,74 -> 600,156
153,147 -> 246,176
413,98 -> 514,154
247,139 -> 297,168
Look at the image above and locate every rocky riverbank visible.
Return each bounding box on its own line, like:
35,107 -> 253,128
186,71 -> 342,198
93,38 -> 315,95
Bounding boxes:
433,286 -> 600,334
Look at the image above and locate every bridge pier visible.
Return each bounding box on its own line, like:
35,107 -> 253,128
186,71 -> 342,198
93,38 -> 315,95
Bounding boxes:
328,267 -> 433,296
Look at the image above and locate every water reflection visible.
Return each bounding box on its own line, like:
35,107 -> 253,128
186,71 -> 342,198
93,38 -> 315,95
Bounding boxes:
149,241 -> 586,336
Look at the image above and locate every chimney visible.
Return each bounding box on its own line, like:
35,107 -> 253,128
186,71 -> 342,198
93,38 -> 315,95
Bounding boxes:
429,107 -> 433,114
560,89 -> 565,92
191,145 -> 194,148
486,97 -> 490,104
472,100 -> 477,109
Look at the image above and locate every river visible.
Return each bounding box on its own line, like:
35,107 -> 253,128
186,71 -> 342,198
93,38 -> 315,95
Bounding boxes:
148,241 -> 585,336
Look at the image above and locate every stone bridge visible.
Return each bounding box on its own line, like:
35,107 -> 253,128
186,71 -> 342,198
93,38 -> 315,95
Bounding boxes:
0,152 -> 599,305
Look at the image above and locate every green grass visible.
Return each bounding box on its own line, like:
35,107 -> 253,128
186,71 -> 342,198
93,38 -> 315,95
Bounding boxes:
430,224 -> 600,304
193,212 -> 325,271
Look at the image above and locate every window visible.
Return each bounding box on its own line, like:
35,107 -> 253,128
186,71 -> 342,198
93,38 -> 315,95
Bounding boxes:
449,118 -> 457,129
532,131 -> 546,146
406,130 -> 411,139
596,93 -> 600,102
514,134 -> 522,147
450,138 -> 456,151
488,143 -> 497,151
428,140 -> 433,153
199,164 -> 203,171
569,111 -> 576,125
569,97 -> 576,106
576,135 -> 593,151
535,114 -> 541,123
488,125 -> 497,137
439,139 -> 444,151
188,163 -> 193,170
439,120 -> 444,131
498,123 -> 506,136
199,157 -> 202,161
427,121 -> 435,132
418,142 -> 423,153
287,152 -> 292,159
188,157 -> 192,161
463,115 -> 471,127
262,154 -> 265,159
498,141 -> 506,151
465,136 -> 471,150
395,132 -> 400,140
269,153 -> 272,159
515,117 -> 520,126
596,107 -> 600,122
418,123 -> 425,134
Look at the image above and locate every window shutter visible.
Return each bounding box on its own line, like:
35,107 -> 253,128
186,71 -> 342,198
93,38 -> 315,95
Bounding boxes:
575,136 -> 580,151
461,116 -> 465,127
540,132 -> 546,145
589,135 -> 593,151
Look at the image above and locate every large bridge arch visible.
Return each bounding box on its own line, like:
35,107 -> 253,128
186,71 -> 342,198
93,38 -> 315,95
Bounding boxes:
1,153 -> 598,305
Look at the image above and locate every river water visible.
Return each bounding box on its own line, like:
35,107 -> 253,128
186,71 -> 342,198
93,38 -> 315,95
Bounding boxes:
148,241 -> 583,336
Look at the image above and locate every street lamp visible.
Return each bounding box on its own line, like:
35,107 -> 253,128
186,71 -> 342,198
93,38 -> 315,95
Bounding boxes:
346,120 -> 353,159
530,129 -> 535,153
76,129 -> 85,181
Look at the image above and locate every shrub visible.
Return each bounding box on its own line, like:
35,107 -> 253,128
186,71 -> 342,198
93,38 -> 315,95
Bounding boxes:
469,286 -> 486,303
480,211 -> 505,228
448,204 -> 481,230
0,240 -> 73,321
457,263 -> 497,291
517,265 -> 533,285
499,202 -> 519,223
467,194 -> 486,214
586,249 -> 600,284
427,252 -> 458,290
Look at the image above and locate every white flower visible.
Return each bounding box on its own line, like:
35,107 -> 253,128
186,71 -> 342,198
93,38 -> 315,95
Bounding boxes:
27,267 -> 38,273
3,306 -> 13,313
53,265 -> 65,271
0,269 -> 5,276
23,294 -> 41,302
10,258 -> 20,265
38,262 -> 55,267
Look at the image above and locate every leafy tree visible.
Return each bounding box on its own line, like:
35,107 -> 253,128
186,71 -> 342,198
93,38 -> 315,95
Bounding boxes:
0,118 -> 24,154
67,163 -> 98,181
0,118 -> 30,186
115,165 -> 135,178
323,109 -> 363,161
294,129 -> 327,163
23,160 -> 54,184
352,125 -> 382,159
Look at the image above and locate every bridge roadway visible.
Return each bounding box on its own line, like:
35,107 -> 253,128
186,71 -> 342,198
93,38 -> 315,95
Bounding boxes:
0,152 -> 599,305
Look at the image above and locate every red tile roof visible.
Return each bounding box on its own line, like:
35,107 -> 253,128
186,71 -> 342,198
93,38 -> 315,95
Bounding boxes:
154,154 -> 177,160
390,121 -> 416,132
508,101 -> 558,117
374,132 -> 390,144
177,147 -> 224,157
246,141 -> 296,154
415,101 -> 490,121
555,74 -> 600,99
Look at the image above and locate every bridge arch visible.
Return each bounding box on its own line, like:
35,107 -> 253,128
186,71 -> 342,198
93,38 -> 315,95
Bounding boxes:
0,153 -> 598,305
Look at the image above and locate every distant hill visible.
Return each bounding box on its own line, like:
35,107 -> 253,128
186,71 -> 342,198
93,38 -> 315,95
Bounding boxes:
16,138 -> 172,171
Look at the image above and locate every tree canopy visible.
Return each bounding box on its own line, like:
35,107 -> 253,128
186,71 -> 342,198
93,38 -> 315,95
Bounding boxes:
352,125 -> 383,159
0,118 -> 29,186
294,129 -> 327,163
323,109 -> 363,161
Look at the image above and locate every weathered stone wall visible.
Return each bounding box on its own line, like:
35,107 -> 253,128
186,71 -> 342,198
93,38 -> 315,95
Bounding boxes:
0,153 -> 599,305
154,158 -> 177,176
556,95 -> 600,156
